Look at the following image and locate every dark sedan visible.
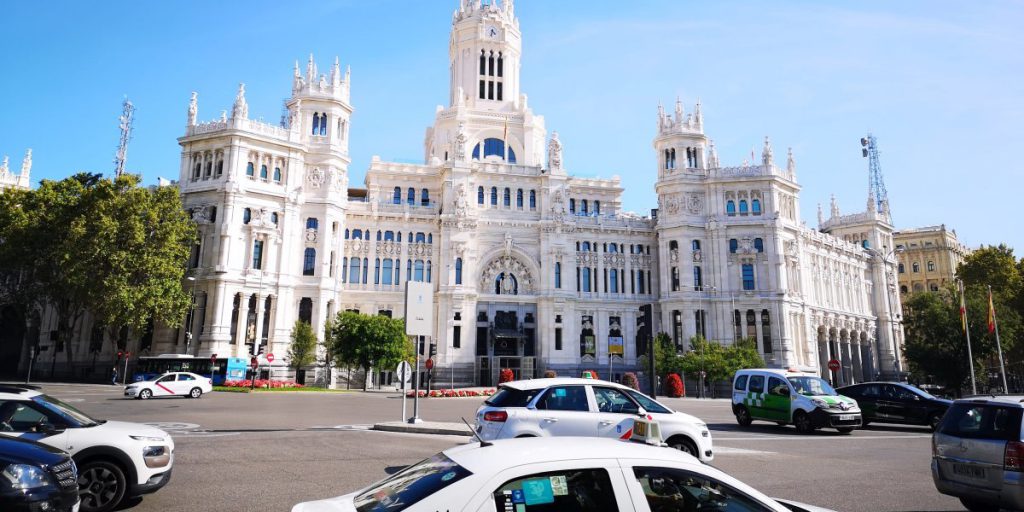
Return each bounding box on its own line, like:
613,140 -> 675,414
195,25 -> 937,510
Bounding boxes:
0,436 -> 79,512
837,382 -> 952,431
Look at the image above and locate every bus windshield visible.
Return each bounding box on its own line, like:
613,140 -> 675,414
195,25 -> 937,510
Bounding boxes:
787,376 -> 837,397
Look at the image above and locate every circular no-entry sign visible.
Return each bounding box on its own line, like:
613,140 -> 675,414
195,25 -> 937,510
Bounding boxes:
828,359 -> 841,372
266,353 -> 275,363
425,358 -> 434,370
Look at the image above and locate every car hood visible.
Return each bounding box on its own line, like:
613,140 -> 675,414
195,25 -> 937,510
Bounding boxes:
96,420 -> 172,442
660,410 -> 706,426
773,498 -> 839,512
292,493 -> 356,512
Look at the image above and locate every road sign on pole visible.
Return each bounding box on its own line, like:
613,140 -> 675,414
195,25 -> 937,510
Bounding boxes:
405,282 -> 434,425
828,359 -> 841,372
266,353 -> 275,364
397,361 -> 412,421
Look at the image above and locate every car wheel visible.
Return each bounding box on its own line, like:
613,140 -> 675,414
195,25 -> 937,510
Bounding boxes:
138,389 -> 152,400
189,387 -> 202,399
77,460 -> 127,512
793,411 -> 815,434
735,406 -> 752,427
668,436 -> 698,457
928,412 -> 942,432
836,427 -> 855,434
959,498 -> 999,512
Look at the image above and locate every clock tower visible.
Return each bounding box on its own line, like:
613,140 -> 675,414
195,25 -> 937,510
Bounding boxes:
448,0 -> 522,110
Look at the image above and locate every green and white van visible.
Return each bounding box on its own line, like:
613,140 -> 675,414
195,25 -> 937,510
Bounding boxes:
731,369 -> 862,434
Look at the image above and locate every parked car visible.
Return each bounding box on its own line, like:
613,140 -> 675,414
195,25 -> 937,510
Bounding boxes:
0,385 -> 174,512
0,436 -> 79,512
474,377 -> 713,462
837,382 -> 952,430
124,372 -> 212,399
292,422 -> 835,512
932,396 -> 1024,512
732,369 -> 861,434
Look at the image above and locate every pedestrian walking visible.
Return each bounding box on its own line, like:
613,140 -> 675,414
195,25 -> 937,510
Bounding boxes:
111,366 -> 119,385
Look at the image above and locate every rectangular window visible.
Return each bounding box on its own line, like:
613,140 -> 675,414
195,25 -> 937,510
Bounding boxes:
479,80 -> 485,99
555,328 -> 563,351
382,259 -> 393,285
453,326 -> 461,349
488,81 -> 494,100
609,269 -> 619,293
249,240 -> 262,270
496,82 -> 503,101
671,267 -> 680,291
637,270 -> 645,294
742,264 -> 755,290
554,262 -> 561,289
693,265 -> 703,291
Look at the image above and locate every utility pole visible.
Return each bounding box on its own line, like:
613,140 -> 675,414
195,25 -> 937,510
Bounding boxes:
114,98 -> 135,178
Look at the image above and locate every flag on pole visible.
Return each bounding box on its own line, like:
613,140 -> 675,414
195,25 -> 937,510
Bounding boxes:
988,288 -> 997,334
959,285 -> 969,334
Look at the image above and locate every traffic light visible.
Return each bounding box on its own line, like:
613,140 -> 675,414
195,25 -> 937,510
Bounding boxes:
429,343 -> 437,357
117,351 -> 123,360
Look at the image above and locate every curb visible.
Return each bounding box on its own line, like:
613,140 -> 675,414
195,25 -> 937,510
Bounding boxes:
372,422 -> 473,437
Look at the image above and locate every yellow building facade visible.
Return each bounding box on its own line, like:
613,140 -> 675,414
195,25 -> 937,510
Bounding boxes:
895,224 -> 970,295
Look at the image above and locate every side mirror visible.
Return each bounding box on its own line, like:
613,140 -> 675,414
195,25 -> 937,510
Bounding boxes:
636,407 -> 647,417
526,403 -> 536,410
39,422 -> 65,435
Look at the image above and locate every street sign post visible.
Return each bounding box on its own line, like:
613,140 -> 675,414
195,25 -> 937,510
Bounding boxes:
827,359 -> 841,384
266,353 -> 275,364
405,281 -> 434,424
396,361 -> 412,421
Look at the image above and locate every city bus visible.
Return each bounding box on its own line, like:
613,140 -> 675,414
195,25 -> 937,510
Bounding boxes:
132,354 -> 249,385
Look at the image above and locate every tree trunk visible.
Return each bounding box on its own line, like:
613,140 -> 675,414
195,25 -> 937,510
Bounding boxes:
362,365 -> 370,391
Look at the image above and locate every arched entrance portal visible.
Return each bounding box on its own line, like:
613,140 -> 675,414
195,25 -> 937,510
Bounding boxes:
475,252 -> 538,385
0,306 -> 26,377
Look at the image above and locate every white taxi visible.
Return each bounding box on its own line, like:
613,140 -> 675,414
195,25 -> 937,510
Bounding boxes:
123,372 -> 212,400
475,377 -> 714,462
292,422 -> 835,512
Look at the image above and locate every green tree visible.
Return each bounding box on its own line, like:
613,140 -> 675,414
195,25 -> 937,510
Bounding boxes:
329,312 -> 412,390
286,320 -> 318,378
639,332 -> 683,390
680,337 -> 764,397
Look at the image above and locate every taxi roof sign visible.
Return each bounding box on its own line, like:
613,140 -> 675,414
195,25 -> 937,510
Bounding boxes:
581,371 -> 596,379
629,416 -> 663,446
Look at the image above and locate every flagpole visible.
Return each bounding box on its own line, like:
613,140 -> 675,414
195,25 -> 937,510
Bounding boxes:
991,285 -> 1008,393
960,281 -> 978,395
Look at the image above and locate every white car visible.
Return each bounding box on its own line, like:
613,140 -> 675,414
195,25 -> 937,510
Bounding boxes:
292,430 -> 835,512
0,385 -> 174,512
475,377 -> 714,462
124,372 -> 212,400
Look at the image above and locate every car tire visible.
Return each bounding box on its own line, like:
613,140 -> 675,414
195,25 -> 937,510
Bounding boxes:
793,411 -> 815,434
77,459 -> 127,512
836,427 -> 855,434
928,412 -> 942,432
735,406 -> 752,427
667,436 -> 699,458
189,387 -> 202,399
959,498 -> 999,512
138,389 -> 152,400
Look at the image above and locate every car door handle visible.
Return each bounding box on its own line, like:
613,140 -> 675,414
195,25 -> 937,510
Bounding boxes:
543,417 -> 559,423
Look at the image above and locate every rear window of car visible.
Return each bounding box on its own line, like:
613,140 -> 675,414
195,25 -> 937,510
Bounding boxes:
939,403 -> 1023,441
485,387 -> 542,407
354,452 -> 472,511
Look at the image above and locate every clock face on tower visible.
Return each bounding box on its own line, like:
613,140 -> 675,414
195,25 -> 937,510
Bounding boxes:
486,25 -> 498,38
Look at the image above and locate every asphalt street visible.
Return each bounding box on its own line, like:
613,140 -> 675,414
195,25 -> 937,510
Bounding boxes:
33,383 -> 964,512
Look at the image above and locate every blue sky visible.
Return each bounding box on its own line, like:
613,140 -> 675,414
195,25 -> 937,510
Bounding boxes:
1,1 -> 1021,251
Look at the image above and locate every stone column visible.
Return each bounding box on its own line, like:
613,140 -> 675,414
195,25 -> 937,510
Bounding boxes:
852,335 -> 863,384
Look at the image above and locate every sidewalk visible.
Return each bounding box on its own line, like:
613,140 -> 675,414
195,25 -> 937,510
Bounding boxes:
373,420 -> 473,437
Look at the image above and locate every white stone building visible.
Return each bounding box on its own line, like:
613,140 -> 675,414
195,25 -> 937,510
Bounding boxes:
147,0 -> 905,386
0,149 -> 31,193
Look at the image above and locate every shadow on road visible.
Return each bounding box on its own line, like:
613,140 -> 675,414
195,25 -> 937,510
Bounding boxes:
860,423 -> 931,434
707,422 -> 855,436
115,496 -> 144,511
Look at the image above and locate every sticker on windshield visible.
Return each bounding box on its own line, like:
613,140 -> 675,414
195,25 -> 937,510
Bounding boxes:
554,388 -> 566,397
550,475 -> 568,496
522,478 -> 554,505
441,471 -> 457,482
511,489 -> 525,503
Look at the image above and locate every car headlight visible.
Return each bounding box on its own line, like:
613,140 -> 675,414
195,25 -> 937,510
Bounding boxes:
1,464 -> 52,490
131,435 -> 166,442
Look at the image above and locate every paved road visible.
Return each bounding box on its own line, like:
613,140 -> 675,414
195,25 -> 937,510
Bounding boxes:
34,383 -> 964,512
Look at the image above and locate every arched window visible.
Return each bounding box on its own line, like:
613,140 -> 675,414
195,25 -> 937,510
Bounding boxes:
471,138 -> 516,163
927,261 -> 936,272
243,208 -> 252,224
729,239 -> 738,253
669,240 -> 679,251
381,231 -> 392,241
516,189 -> 523,208
312,113 -> 320,136
396,232 -> 402,242
320,113 -> 327,136
246,162 -> 255,177
595,200 -> 601,215
608,244 -> 618,253
455,258 -> 463,285
303,248 -> 316,276
491,187 -> 498,206
582,241 -> 591,252
393,187 -> 401,204
912,262 -> 920,273
529,190 -> 536,210
495,272 -> 518,295
754,238 -> 764,253
259,165 -> 268,180
569,199 -> 576,213
273,167 -> 282,182
382,259 -> 394,285
503,188 -> 511,207
739,200 -> 749,215
554,262 -> 561,289
407,187 -> 415,205
353,229 -> 363,240
862,240 -> 870,249
726,201 -> 736,216
692,240 -> 701,251
477,186 -> 484,204
427,234 -> 433,244
344,229 -> 350,239
415,232 -> 426,243
421,188 -> 430,206
216,160 -> 224,176
298,298 -> 313,325
270,212 -> 278,225
306,218 -> 319,230
900,285 -> 908,294
581,200 -> 589,215
751,199 -> 762,215
761,309 -> 772,354
898,263 -> 905,273
414,260 -> 425,282
205,161 -> 212,177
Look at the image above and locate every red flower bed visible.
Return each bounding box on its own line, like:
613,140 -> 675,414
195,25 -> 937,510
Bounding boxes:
499,368 -> 514,383
224,379 -> 304,389
404,388 -> 498,398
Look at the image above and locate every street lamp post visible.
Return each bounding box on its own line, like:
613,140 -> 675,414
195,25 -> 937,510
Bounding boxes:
185,276 -> 197,355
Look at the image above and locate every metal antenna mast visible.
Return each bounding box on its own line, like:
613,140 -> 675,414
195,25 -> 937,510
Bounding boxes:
114,98 -> 135,177
860,133 -> 888,214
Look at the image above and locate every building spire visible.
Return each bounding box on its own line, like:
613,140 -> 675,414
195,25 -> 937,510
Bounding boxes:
830,194 -> 840,218
762,136 -> 773,167
306,54 -> 316,82
707,140 -> 719,169
20,149 -> 32,177
786,147 -> 796,175
674,96 -> 683,124
331,56 -> 341,86
817,203 -> 824,226
0,155 -> 8,176
187,92 -> 198,126
694,98 -> 702,129
231,83 -> 248,120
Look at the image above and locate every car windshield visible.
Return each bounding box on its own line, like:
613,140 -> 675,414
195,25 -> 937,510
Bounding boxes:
354,452 -> 472,511
787,376 -> 837,397
32,395 -> 100,427
624,389 -> 673,414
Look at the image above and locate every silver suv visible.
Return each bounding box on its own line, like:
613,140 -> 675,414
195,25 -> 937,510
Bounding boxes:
932,396 -> 1024,512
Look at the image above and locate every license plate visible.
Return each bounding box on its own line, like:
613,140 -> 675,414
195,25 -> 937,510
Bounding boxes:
952,463 -> 986,479
837,415 -> 857,421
